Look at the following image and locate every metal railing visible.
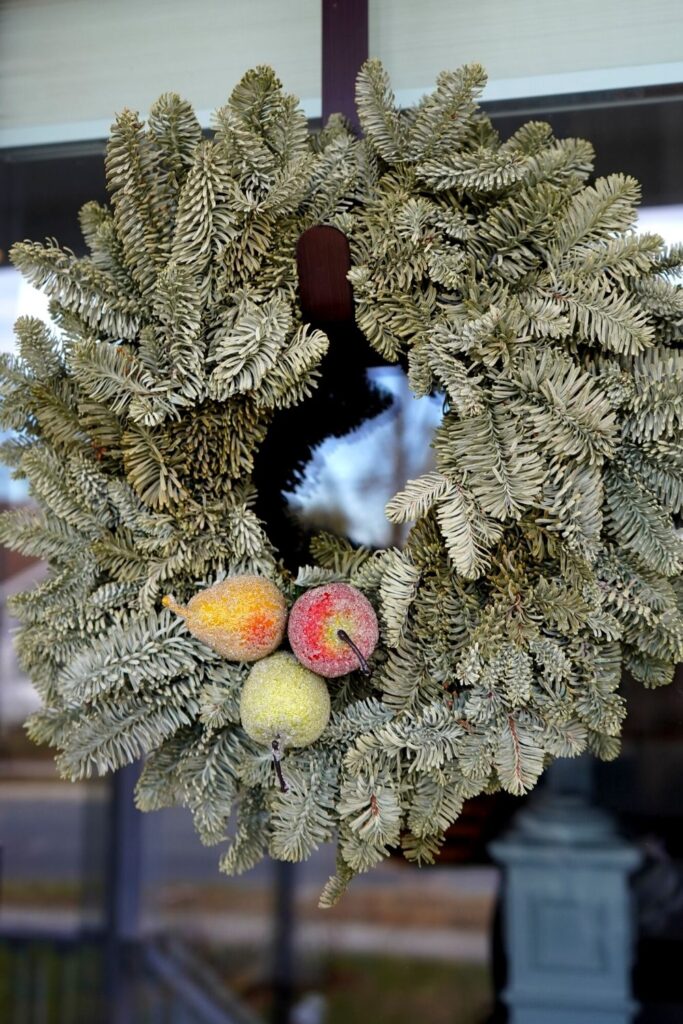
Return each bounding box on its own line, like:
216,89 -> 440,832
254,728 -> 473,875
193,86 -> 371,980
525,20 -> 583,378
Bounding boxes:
0,933 -> 260,1024
0,933 -> 105,1024
141,942 -> 261,1024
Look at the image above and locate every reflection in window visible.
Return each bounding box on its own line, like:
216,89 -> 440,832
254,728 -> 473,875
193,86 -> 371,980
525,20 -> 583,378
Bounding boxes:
287,367 -> 443,549
0,267 -> 52,503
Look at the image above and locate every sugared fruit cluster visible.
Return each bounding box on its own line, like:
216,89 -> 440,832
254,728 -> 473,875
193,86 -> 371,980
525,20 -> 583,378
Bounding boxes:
164,575 -> 379,787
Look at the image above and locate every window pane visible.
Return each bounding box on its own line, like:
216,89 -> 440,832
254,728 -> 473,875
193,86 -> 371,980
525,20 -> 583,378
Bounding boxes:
369,0 -> 683,103
0,0 -> 321,147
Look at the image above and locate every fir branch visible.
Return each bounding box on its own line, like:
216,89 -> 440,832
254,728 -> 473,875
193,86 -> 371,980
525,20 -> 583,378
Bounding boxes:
57,611 -> 202,704
10,241 -> 141,339
355,59 -> 408,165
385,472 -> 451,525
494,715 -> 545,795
440,408 -> 545,520
493,349 -> 617,463
604,466 -> 683,576
436,484 -> 503,579
269,761 -> 337,861
550,173 -> 640,259
419,147 -> 530,193
407,64 -> 487,161
208,294 -> 292,399
378,550 -> 421,646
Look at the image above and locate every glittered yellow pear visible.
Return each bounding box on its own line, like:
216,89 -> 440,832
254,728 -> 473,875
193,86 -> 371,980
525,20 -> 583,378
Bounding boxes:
163,575 -> 287,662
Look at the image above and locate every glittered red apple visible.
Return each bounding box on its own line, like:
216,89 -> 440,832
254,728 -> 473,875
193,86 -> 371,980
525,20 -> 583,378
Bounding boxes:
288,582 -> 379,678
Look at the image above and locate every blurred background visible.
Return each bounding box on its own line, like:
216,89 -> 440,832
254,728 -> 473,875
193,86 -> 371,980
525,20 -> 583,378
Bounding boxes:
1,2 -> 683,1022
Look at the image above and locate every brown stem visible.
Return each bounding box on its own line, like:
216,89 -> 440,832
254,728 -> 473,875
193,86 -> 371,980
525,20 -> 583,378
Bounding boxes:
337,629 -> 371,676
271,738 -> 289,793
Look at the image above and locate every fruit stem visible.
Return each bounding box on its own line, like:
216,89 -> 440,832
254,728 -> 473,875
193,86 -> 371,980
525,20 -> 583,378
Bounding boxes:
337,629 -> 371,676
271,738 -> 289,793
162,594 -> 186,616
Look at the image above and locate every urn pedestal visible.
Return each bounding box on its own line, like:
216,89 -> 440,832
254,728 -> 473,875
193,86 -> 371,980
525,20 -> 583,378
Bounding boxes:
490,791 -> 641,1024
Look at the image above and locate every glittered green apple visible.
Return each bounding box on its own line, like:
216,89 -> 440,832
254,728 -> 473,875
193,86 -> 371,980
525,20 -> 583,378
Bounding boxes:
239,651 -> 331,791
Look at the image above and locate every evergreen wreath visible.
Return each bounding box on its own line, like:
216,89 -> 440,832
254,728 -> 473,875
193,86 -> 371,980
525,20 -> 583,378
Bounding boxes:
2,62 -> 682,906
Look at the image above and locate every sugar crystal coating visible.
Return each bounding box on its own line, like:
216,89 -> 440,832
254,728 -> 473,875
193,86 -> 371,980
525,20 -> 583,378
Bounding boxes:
288,582 -> 379,678
163,575 -> 287,661
239,651 -> 330,748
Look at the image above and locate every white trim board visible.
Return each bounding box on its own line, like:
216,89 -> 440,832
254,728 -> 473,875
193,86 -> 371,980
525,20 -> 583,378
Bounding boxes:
394,62 -> 683,109
0,97 -> 323,150
2,64 -> 682,150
